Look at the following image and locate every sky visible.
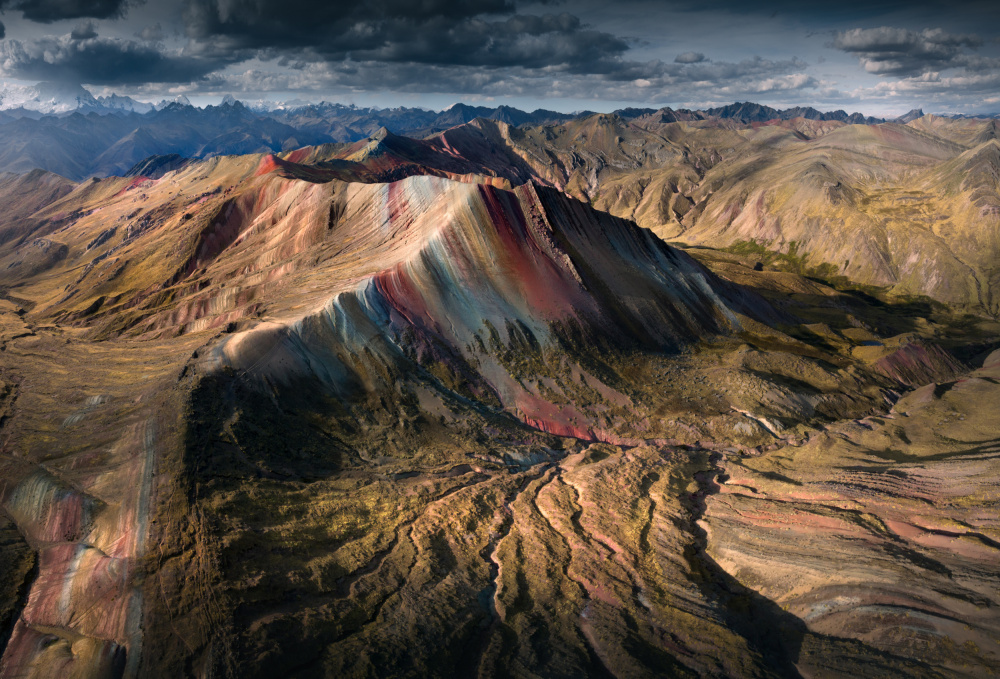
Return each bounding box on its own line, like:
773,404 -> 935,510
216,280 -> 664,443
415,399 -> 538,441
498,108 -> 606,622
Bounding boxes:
0,0 -> 998,116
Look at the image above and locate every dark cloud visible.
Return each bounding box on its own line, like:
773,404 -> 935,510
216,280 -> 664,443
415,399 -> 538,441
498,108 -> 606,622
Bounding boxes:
355,14 -> 630,72
0,0 -> 137,22
180,1 -> 631,75
0,0 -> 642,90
182,0 -> 515,49
662,0 -> 1000,23
70,19 -> 98,40
674,51 -> 706,64
182,50 -> 817,107
0,34 -> 222,84
831,27 -> 982,76
0,21 -> 5,39
137,22 -> 163,41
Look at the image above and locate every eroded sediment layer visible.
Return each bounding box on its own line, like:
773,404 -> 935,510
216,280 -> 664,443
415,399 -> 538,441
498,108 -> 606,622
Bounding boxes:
704,350 -> 1000,676
0,311 -> 198,678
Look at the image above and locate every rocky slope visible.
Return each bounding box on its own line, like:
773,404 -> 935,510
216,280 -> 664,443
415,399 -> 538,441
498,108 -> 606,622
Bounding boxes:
704,348 -> 1000,676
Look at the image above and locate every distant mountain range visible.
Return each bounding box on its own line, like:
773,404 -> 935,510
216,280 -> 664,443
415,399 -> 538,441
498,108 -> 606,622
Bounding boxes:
0,81 -> 193,115
0,82 -> 996,180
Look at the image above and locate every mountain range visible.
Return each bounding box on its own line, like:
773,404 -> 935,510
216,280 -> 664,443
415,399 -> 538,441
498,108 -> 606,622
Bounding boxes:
0,92 -> 998,678
0,81 -> 972,182
1,96 -> 998,319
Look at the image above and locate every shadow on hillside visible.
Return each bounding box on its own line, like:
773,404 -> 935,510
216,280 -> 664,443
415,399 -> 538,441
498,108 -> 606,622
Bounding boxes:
688,459 -> 946,678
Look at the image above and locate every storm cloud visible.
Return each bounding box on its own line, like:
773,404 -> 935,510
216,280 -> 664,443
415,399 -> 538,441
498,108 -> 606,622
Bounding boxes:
674,52 -> 706,64
187,52 -> 817,108
70,20 -> 98,40
832,27 -> 983,76
0,33 -> 223,84
0,0 -> 136,22
179,1 -> 633,76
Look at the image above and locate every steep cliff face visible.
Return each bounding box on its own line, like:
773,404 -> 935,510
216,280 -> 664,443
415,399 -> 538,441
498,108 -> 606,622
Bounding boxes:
221,115 -> 1000,315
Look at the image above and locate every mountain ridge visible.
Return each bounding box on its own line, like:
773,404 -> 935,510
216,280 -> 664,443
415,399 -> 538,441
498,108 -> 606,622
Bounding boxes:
5,82 -> 993,181
11,107 -> 1000,316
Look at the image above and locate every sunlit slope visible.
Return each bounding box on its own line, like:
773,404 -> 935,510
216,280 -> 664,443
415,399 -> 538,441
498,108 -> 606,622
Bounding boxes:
675,123 -> 997,312
705,348 -> 1000,677
906,114 -> 998,147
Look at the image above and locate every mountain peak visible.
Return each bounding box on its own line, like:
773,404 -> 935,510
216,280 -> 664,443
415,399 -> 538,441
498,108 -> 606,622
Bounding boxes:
0,81 -> 97,114
973,119 -> 999,145
896,108 -> 925,123
154,94 -> 192,110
